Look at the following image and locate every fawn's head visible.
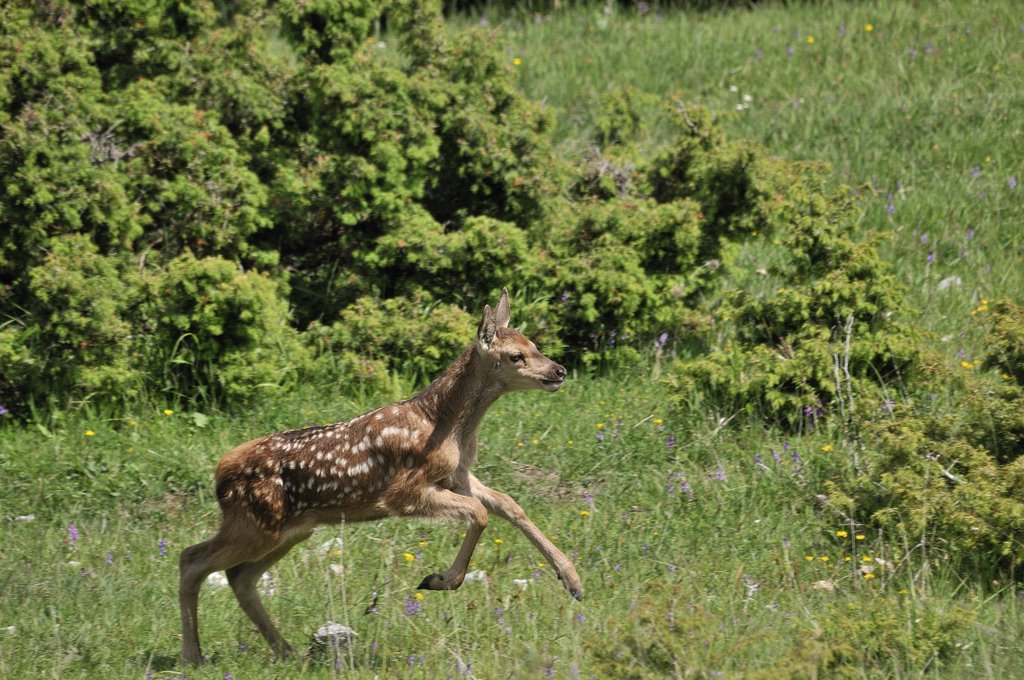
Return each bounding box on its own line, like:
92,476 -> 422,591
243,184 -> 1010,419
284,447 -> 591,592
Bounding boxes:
477,289 -> 566,392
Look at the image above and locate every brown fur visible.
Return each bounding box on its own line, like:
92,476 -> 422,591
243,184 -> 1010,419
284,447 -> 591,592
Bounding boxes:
179,289 -> 582,665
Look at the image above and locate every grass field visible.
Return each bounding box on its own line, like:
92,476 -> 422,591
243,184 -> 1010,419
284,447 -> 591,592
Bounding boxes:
2,1 -> 1024,677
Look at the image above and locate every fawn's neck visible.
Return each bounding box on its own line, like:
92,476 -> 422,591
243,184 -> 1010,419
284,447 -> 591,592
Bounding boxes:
412,346 -> 503,443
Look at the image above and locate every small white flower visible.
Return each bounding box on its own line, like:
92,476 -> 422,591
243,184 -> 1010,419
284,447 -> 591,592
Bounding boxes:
260,572 -> 276,596
3,626 -> 15,635
742,94 -> 753,103
14,514 -> 35,523
329,563 -> 344,575
512,578 -> 533,591
464,569 -> 488,583
728,84 -> 739,93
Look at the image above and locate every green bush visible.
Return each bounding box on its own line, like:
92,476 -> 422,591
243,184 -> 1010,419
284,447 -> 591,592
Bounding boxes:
668,164 -> 918,428
144,253 -> 309,404
0,235 -> 142,410
0,0 -> 915,418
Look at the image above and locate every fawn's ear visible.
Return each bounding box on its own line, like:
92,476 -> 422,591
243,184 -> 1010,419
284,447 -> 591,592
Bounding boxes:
494,288 -> 511,329
477,304 -> 498,351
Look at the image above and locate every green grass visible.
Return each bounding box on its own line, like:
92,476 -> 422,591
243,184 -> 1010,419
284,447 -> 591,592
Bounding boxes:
3,0 -> 1024,677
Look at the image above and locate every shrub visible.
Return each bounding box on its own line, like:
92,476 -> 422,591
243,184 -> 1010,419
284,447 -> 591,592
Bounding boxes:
0,235 -> 142,410
668,164 -> 918,428
308,293 -> 474,385
143,253 -> 309,404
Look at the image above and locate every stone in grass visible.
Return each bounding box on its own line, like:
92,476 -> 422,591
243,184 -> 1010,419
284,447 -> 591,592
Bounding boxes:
308,621 -> 358,661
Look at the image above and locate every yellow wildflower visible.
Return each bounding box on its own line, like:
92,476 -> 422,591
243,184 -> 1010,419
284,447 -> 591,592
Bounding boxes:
836,530 -> 848,538
403,552 -> 415,562
494,538 -> 504,546
863,572 -> 876,580
653,418 -> 664,425
163,409 -> 174,416
413,592 -> 424,601
864,23 -> 874,32
513,57 -> 522,66
821,444 -> 833,452
855,534 -> 866,541
85,430 -> 95,437
805,555 -> 815,561
806,36 -> 815,44
579,510 -> 590,517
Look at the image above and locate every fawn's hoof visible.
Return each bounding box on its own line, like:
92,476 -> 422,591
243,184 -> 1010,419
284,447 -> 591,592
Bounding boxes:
417,572 -> 462,591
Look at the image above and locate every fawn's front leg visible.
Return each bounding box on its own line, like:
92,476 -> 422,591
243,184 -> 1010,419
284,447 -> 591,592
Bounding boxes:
469,473 -> 583,601
393,484 -> 489,592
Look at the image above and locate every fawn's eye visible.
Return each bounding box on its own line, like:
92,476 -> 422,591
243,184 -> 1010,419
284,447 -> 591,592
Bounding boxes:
510,353 -> 525,364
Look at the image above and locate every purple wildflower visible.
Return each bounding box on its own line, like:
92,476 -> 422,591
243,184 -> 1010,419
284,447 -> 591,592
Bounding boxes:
971,165 -> 981,179
159,537 -> 168,558
666,434 -> 676,450
1011,176 -> 1018,190
0,404 -> 8,416
614,563 -> 622,571
546,667 -> 555,679
576,612 -> 585,623
886,202 -> 895,215
792,449 -> 803,472
927,251 -> 935,264
655,332 -> 669,350
714,465 -> 726,482
668,563 -> 677,573
596,431 -> 604,442
920,232 -> 929,245
408,655 -> 416,667
404,596 -> 421,616
68,523 -> 79,545
582,491 -> 593,505
371,642 -> 379,652
883,399 -> 895,415
754,48 -> 764,60
787,46 -> 795,57
560,291 -> 570,303
224,674 -> 233,680
966,227 -> 975,240
106,551 -> 114,566
754,453 -> 765,468
924,42 -> 933,54
771,448 -> 782,464
839,24 -> 847,37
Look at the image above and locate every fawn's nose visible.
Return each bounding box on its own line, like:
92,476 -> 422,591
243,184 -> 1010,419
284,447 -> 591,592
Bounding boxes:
554,364 -> 567,379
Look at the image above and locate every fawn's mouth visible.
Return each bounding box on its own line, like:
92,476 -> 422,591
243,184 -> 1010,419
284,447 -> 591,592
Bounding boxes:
540,378 -> 564,391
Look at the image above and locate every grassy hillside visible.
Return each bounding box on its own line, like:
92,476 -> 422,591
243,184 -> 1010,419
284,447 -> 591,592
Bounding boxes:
1,1 -> 1023,677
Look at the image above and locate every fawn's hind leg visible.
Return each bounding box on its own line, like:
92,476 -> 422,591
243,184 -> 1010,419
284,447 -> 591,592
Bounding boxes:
225,529 -> 313,658
179,513 -> 281,665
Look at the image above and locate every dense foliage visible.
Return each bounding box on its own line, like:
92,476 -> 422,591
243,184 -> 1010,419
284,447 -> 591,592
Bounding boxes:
1,0 -> 857,412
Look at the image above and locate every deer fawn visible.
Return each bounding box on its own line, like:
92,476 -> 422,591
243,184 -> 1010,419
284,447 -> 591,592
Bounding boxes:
179,289 -> 582,665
